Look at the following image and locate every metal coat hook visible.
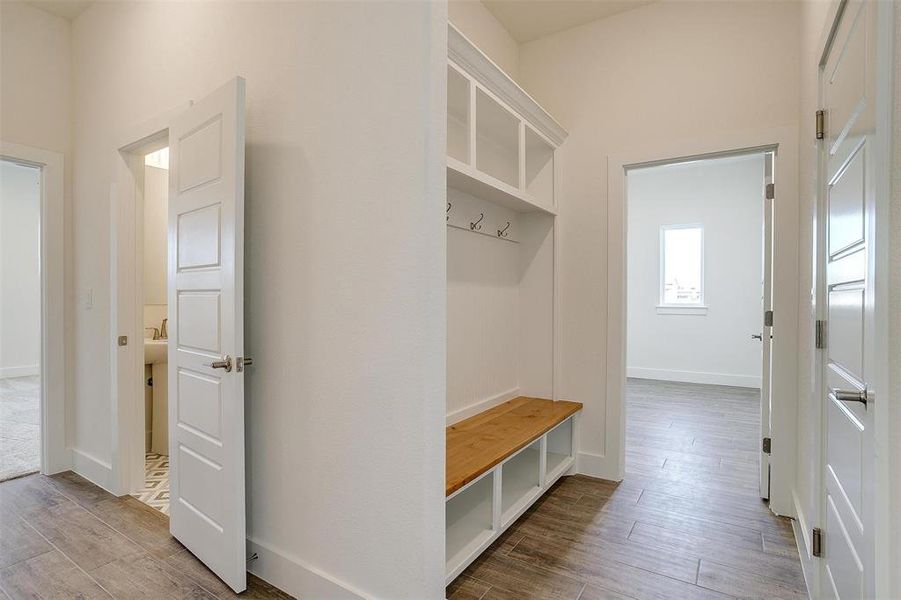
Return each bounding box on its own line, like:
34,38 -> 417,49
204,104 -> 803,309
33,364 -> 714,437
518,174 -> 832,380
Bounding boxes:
447,202 -> 452,222
470,212 -> 484,231
497,221 -> 511,238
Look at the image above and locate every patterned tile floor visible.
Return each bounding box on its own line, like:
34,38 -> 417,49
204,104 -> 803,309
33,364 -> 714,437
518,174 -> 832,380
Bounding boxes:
132,452 -> 170,514
0,376 -> 40,482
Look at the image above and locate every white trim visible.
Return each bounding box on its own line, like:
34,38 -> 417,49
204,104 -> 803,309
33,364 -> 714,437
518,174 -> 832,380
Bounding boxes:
792,490 -> 816,599
655,305 -> 708,315
446,387 -> 519,425
607,127 -> 798,515
0,365 -> 40,379
246,538 -> 368,600
0,141 -> 69,476
71,448 -> 114,493
575,451 -> 622,481
627,367 -> 761,389
447,24 -> 567,146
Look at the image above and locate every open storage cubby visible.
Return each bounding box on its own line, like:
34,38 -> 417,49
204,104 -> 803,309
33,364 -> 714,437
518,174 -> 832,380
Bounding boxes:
501,440 -> 541,525
447,64 -> 470,165
546,416 -> 575,479
475,88 -> 520,188
446,472 -> 494,577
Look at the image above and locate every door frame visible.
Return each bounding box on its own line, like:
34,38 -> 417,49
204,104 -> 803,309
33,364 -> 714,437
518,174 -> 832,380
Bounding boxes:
810,1 -> 894,597
0,141 -> 68,475
604,124 -> 800,517
109,105 -> 185,496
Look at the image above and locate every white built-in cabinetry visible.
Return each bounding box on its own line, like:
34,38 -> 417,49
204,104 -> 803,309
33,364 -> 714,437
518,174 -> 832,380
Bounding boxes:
445,24 -> 572,584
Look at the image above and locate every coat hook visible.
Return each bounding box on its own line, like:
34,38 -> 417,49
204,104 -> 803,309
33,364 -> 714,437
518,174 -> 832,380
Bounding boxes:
497,221 -> 511,238
447,202 -> 452,222
470,212 -> 484,231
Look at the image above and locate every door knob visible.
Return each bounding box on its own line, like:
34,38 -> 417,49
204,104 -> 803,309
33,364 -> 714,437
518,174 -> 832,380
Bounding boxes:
206,355 -> 232,372
833,388 -> 868,406
751,334 -> 763,341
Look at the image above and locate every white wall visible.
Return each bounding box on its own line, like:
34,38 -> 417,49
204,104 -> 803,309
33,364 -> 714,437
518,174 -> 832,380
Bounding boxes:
0,0 -> 72,437
0,161 -> 41,378
142,164 -> 167,308
449,0 -> 518,79
69,2 -> 445,598
517,0 -> 800,481
627,154 -> 764,389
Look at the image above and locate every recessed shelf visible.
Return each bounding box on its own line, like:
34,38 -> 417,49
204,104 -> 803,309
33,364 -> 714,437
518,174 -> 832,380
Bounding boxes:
446,472 -> 494,576
448,65 -> 470,165
525,126 -> 554,208
476,88 -> 519,189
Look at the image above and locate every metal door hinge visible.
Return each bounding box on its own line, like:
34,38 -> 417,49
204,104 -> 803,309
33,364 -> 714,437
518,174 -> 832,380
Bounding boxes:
762,437 -> 771,454
765,183 -> 775,200
812,527 -> 823,557
764,310 -> 774,327
815,320 -> 827,349
816,110 -> 825,140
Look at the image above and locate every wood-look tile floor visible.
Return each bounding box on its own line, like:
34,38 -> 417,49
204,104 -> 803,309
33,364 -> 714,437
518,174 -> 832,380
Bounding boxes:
447,379 -> 808,600
0,471 -> 293,599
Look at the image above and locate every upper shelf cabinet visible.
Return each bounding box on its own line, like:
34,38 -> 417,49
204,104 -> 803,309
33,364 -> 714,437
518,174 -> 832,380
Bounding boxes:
447,24 -> 567,215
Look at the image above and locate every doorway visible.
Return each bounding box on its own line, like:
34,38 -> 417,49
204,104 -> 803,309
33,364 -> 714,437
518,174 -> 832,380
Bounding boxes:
0,159 -> 42,481
132,146 -> 171,514
624,151 -> 774,499
0,142 -> 66,481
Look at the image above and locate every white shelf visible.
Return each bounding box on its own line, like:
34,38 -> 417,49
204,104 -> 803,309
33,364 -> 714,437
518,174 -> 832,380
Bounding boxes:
446,472 -> 494,577
448,159 -> 556,216
501,443 -> 541,525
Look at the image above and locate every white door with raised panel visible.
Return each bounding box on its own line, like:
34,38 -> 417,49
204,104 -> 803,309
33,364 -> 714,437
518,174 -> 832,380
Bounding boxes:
818,2 -> 876,598
167,77 -> 247,593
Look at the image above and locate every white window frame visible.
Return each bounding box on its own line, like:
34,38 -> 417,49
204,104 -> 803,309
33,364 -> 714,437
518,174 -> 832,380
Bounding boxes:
658,223 -> 707,315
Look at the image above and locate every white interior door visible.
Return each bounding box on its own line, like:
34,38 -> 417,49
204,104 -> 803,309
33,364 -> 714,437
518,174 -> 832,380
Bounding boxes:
167,77 -> 247,593
818,1 -> 876,597
758,152 -> 774,500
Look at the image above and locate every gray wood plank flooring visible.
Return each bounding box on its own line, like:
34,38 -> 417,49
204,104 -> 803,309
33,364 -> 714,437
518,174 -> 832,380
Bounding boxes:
447,379 -> 808,600
0,471 -> 292,599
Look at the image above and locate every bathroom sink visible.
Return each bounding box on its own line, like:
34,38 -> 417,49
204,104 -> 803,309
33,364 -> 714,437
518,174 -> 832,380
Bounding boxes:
144,339 -> 168,365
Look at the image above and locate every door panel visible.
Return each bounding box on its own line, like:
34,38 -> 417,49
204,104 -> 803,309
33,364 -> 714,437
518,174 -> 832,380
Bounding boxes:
758,152 -> 774,500
819,1 -> 875,597
168,77 -> 246,593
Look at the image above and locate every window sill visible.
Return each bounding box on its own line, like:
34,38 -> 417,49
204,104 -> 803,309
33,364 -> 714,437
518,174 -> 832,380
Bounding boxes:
656,305 -> 708,315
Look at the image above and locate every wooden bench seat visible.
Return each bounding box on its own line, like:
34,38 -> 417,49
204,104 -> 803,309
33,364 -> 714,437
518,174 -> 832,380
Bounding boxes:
446,397 -> 582,496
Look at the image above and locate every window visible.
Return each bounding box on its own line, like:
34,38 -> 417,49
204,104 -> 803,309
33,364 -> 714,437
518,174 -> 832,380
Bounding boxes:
659,224 -> 705,312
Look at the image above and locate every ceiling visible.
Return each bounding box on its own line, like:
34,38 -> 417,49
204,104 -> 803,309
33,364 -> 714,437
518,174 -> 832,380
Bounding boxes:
26,1 -> 92,21
482,0 -> 657,43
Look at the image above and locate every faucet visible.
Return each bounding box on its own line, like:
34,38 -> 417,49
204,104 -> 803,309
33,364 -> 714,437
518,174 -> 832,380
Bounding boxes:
160,318 -> 168,340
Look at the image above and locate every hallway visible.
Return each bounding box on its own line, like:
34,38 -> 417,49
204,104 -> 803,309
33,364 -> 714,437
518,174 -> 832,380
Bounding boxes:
447,379 -> 806,599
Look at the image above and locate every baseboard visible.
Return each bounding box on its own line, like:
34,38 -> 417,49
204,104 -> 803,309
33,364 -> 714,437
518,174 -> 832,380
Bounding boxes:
71,448 -> 115,494
575,451 -> 622,482
0,365 -> 39,379
446,387 -> 519,425
792,490 -> 815,599
627,367 -> 761,389
247,537 -> 369,600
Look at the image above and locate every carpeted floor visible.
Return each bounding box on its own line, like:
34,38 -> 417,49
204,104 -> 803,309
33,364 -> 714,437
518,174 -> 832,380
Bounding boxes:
0,376 -> 40,482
